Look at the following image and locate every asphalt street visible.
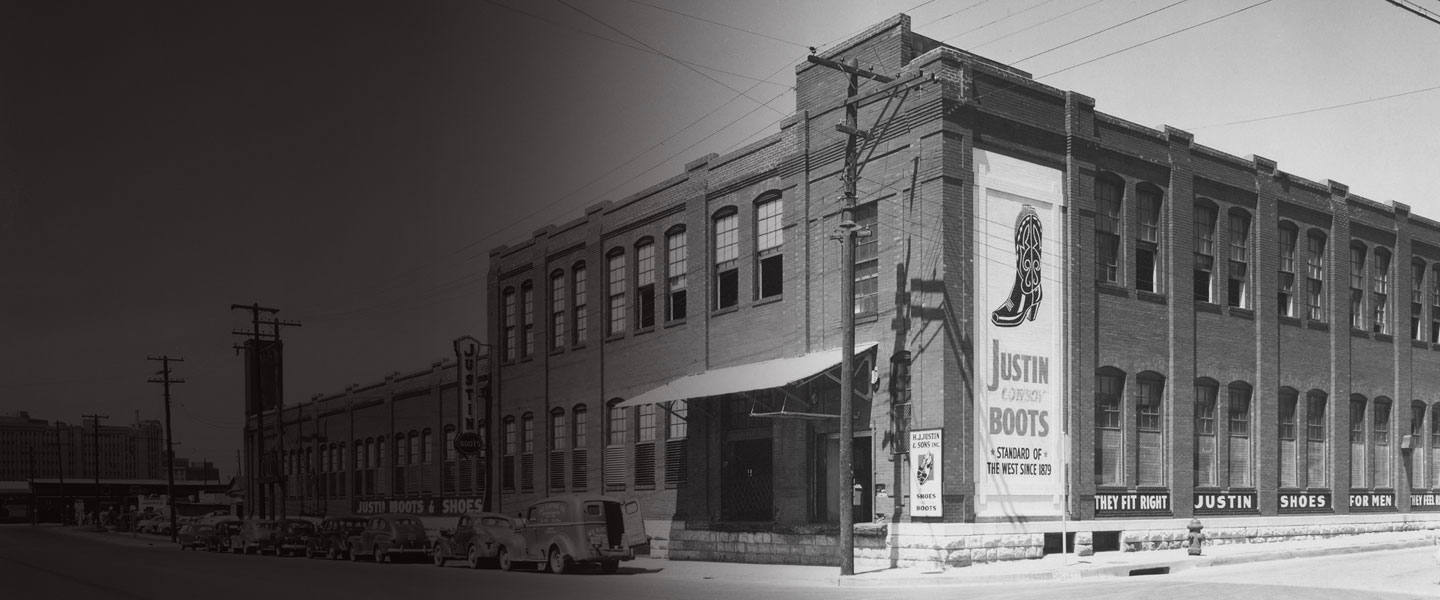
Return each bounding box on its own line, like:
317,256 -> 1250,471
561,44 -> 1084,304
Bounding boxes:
4,525 -> 1440,599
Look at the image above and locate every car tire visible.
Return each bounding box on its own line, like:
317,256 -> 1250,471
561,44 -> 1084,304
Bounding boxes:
600,560 -> 619,574
374,548 -> 384,564
498,546 -> 514,572
467,544 -> 482,570
433,545 -> 446,568
548,547 -> 572,575
348,547 -> 358,562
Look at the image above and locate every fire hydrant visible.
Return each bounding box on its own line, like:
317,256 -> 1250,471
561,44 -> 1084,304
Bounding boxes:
1186,518 -> 1206,556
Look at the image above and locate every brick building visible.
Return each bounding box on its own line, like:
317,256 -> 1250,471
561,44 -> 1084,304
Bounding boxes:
0,411 -> 168,482
484,14 -> 1440,566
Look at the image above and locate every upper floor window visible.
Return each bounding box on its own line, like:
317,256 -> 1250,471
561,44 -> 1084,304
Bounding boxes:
1095,175 -> 1122,284
1307,231 -> 1327,322
1194,203 -> 1218,303
1432,265 -> 1440,342
572,264 -> 588,345
607,250 -> 627,335
666,228 -> 687,321
1373,248 -> 1391,334
502,287 -> 517,361
1350,243 -> 1367,330
636,239 -> 656,329
1227,209 -> 1251,309
756,196 -> 784,299
551,270 -> 566,351
714,210 -> 739,309
1136,184 -> 1162,293
521,282 -> 535,357
855,202 -> 880,315
1279,223 -> 1297,317
1413,259 -> 1426,341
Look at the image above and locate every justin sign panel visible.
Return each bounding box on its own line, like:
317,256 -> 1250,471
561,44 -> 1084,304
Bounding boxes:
972,149 -> 1065,519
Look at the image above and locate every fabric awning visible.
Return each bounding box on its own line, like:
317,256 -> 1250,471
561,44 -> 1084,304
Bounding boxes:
615,342 -> 879,409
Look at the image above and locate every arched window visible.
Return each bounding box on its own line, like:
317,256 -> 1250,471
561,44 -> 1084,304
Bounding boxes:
550,408 -> 566,451
549,408 -> 566,491
1136,372 -> 1166,486
1306,390 -> 1327,488
1372,248 -> 1392,335
1195,378 -> 1219,487
1412,259 -> 1426,341
502,286 -> 518,361
444,426 -> 457,462
502,417 -> 517,491
375,437 -> 384,469
408,431 -> 420,466
572,262 -> 588,345
713,207 -> 740,310
551,270 -> 567,351
755,193 -> 784,299
1278,221 -> 1299,317
666,226 -> 688,321
605,399 -> 629,490
1278,387 -> 1299,487
1194,200 -> 1219,303
521,281 -> 535,357
1350,242 -> 1368,330
1136,183 -> 1163,293
1373,397 -> 1392,488
1226,208 -> 1252,309
367,438 -> 376,469
572,404 -> 589,491
636,404 -> 657,488
1350,394 -> 1368,487
635,238 -> 657,328
607,248 -> 627,335
1411,401 -> 1426,489
1227,381 -> 1253,487
1094,173 -> 1124,284
1306,230 -> 1328,321
1094,367 -> 1125,485
396,433 -> 408,467
666,400 -> 689,488
1431,403 -> 1440,488
356,439 -> 365,470
1431,264 -> 1440,341
421,429 -> 433,464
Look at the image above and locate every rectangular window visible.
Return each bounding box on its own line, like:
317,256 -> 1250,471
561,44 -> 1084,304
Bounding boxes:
1094,373 -> 1123,485
855,202 -> 879,315
1096,179 -> 1121,284
607,405 -> 628,446
1373,251 -> 1390,335
757,199 -> 783,299
1279,391 -> 1298,488
1350,400 -> 1366,488
1136,378 -> 1164,486
1136,188 -> 1160,293
551,411 -> 566,451
503,289 -> 517,362
551,273 -> 566,350
1351,245 -> 1366,330
666,230 -> 687,321
636,242 -> 656,329
1194,204 -> 1216,303
1373,400 -> 1391,488
521,284 -> 534,357
1228,212 -> 1250,309
1279,228 -> 1296,317
1307,394 -> 1327,488
1307,233 -> 1327,321
572,266 -> 588,345
1196,384 -> 1217,487
1228,386 -> 1252,488
1413,261 -> 1425,341
608,253 -> 627,335
714,213 -> 739,309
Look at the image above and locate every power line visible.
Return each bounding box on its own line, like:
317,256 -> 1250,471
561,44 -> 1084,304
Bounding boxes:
969,0 -> 1113,51
1010,0 -> 1191,65
940,0 -> 1062,45
625,0 -> 809,49
1191,82 -> 1440,130
917,0 -> 1000,29
1384,0 -> 1440,25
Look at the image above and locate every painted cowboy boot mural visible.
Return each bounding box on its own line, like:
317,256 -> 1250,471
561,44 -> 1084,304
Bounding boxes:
991,204 -> 1043,327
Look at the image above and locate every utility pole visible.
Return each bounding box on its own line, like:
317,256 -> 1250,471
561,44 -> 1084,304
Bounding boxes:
82,414 -> 108,526
28,445 -> 36,525
148,355 -> 184,542
804,52 -> 928,576
264,317 -> 300,522
232,302 -> 277,519
55,426 -> 65,524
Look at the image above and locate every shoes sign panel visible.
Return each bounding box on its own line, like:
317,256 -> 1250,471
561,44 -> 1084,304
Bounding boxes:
972,149 -> 1066,519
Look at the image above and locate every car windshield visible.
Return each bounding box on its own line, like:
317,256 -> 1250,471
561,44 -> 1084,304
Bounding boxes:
392,518 -> 424,531
255,522 -> 276,530
287,522 -> 314,533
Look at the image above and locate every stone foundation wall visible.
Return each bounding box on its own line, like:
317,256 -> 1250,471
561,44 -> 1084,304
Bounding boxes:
665,529 -> 844,566
1120,520 -> 1440,553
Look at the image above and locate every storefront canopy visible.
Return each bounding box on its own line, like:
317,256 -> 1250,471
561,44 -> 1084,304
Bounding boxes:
615,342 -> 879,410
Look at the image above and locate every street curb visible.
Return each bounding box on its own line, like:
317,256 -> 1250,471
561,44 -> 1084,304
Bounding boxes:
831,538 -> 1434,587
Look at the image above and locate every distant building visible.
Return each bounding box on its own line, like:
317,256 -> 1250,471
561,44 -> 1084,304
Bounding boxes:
0,410 -> 204,482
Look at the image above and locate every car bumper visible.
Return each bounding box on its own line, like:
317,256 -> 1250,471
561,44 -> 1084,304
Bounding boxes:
383,547 -> 429,555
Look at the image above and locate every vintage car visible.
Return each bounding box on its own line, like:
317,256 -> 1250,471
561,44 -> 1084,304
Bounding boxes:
430,512 -> 524,569
276,519 -> 316,557
350,514 -> 429,563
510,494 -> 647,574
306,515 -> 368,560
177,523 -> 216,551
237,519 -> 281,555
212,518 -> 245,553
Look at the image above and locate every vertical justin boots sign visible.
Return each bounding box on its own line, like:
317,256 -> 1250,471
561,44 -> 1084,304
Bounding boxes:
972,149 -> 1066,519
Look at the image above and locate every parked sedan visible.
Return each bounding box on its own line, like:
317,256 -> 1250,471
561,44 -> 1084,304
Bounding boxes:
276,519 -> 316,557
306,516 -> 368,560
212,518 -> 244,553
238,519 -> 280,555
351,514 -> 429,563
431,513 -> 524,569
177,523 -> 216,551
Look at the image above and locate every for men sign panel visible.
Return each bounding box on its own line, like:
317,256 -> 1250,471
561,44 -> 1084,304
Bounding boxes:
909,429 -> 943,517
972,149 -> 1065,519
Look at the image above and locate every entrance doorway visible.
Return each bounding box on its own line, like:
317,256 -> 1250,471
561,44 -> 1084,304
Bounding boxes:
816,434 -> 872,523
721,437 -> 773,521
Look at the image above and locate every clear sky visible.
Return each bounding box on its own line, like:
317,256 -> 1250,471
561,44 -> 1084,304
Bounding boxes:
3,0 -> 1438,479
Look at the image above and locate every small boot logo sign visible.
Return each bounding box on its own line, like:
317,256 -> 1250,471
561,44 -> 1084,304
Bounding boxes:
991,204 -> 1043,327
916,452 -> 934,485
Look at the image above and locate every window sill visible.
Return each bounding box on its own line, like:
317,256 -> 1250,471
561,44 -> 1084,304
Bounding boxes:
1279,316 -> 1302,328
572,342 -> 587,351
754,295 -> 783,307
549,347 -> 565,357
1195,302 -> 1222,314
664,318 -> 688,329
604,333 -> 626,343
855,312 -> 880,326
1374,333 -> 1394,343
633,326 -> 656,337
1350,329 -> 1370,339
1230,307 -> 1255,320
1306,321 -> 1329,332
711,306 -> 740,318
1136,290 -> 1167,305
1096,282 -> 1129,298
635,485 -> 656,492
1413,340 -> 1430,349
